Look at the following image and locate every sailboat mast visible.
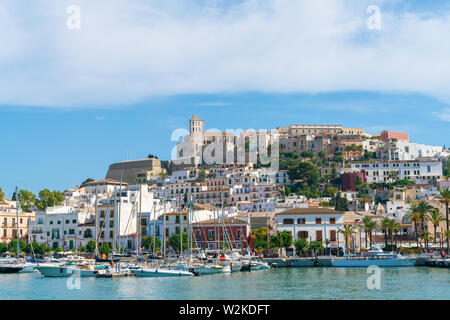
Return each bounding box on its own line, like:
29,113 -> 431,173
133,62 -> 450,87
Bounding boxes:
118,171 -> 122,254
162,200 -> 166,260
15,187 -> 19,259
138,183 -> 142,255
94,186 -> 98,256
178,194 -> 183,258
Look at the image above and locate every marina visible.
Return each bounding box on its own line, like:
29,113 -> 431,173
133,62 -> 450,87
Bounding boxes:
0,267 -> 448,300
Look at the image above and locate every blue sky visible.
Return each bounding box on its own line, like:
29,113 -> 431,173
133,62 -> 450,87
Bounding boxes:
1,0 -> 450,197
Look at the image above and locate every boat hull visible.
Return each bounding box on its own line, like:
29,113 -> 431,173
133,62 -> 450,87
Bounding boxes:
35,266 -> 97,277
331,258 -> 417,267
0,266 -> 23,274
132,268 -> 194,277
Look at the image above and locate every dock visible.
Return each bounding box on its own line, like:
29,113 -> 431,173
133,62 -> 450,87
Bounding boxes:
263,257 -> 332,268
96,272 -> 135,278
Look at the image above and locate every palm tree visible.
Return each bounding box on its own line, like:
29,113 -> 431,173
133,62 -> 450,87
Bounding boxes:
435,188 -> 450,252
444,230 -> 450,254
387,219 -> 400,252
359,195 -> 370,211
362,216 -> 377,248
421,232 -> 433,252
403,203 -> 421,248
337,225 -> 358,254
416,201 -> 434,236
380,218 -> 391,249
426,209 -> 445,249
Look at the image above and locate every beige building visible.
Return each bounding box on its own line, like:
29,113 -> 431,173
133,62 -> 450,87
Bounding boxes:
106,158 -> 164,185
0,200 -> 35,244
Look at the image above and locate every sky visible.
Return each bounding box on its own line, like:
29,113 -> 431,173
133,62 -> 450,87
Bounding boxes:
0,0 -> 450,197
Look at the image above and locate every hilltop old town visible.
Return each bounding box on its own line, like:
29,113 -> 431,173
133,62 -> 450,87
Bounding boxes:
1,116 -> 450,258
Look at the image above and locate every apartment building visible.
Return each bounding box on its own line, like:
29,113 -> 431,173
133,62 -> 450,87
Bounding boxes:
0,201 -> 34,244
351,159 -> 443,184
276,208 -> 346,253
29,206 -> 91,250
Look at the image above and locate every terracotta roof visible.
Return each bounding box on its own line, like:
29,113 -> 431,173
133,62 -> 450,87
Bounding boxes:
192,217 -> 248,225
83,179 -> 127,186
276,208 -> 344,216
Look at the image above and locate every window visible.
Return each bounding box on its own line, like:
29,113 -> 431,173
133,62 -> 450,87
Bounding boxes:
297,218 -> 306,224
69,229 -> 75,235
298,231 -> 308,239
329,218 -> 336,224
208,230 -> 215,239
110,231 -> 113,238
237,229 -> 242,238
283,218 -> 294,225
330,230 -> 337,241
72,219 -> 76,224
315,218 -> 322,224
65,220 -> 70,224
316,230 -> 323,241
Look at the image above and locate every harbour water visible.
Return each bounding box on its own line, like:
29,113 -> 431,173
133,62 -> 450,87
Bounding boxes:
0,267 -> 448,300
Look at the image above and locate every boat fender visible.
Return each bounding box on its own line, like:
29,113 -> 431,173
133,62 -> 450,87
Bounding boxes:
314,259 -> 320,267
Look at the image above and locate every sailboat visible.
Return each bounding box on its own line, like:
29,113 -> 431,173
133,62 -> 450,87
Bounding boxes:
0,187 -> 24,274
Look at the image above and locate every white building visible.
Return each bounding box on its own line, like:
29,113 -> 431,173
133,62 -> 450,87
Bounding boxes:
276,208 -> 345,254
29,206 -> 92,250
351,159 -> 443,184
383,141 -> 450,161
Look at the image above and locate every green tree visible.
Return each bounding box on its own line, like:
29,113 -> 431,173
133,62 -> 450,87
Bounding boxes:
337,225 -> 358,254
403,203 -> 422,248
0,187 -> 5,203
142,236 -> 161,253
36,189 -> 65,210
0,243 -> 7,255
310,241 -> 324,255
294,238 -> 309,256
426,209 -> 445,248
196,169 -> 207,181
81,178 -> 95,186
8,239 -> 28,256
251,227 -> 269,251
334,194 -> 349,211
435,188 -> 450,252
100,243 -> 111,255
14,190 -> 36,212
325,186 -> 338,198
416,201 -> 434,235
85,240 -> 96,253
168,233 -> 188,253
386,219 -> 400,251
280,230 -> 293,250
148,154 -> 159,159
54,247 -> 63,253
362,216 -> 378,247
380,218 -> 391,249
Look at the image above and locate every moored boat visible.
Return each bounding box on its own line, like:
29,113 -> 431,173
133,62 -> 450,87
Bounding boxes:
331,245 -> 417,267
132,267 -> 194,277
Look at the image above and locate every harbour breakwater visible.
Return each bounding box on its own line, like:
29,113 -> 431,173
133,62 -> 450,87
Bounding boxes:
262,257 -> 450,268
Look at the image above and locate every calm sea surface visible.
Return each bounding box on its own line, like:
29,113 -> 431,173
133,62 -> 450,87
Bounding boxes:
0,267 -> 448,300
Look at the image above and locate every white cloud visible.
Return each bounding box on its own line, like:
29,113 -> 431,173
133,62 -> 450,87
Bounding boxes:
1,0 -> 450,107
432,108 -> 450,122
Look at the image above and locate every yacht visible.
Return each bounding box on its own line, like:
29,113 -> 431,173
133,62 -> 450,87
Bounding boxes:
331,245 -> 417,267
132,267 -> 194,277
35,260 -> 102,277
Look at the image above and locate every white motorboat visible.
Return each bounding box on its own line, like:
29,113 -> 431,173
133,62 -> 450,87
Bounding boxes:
132,267 -> 194,277
35,260 -> 102,277
331,245 -> 417,267
18,262 -> 39,273
249,261 -> 271,270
